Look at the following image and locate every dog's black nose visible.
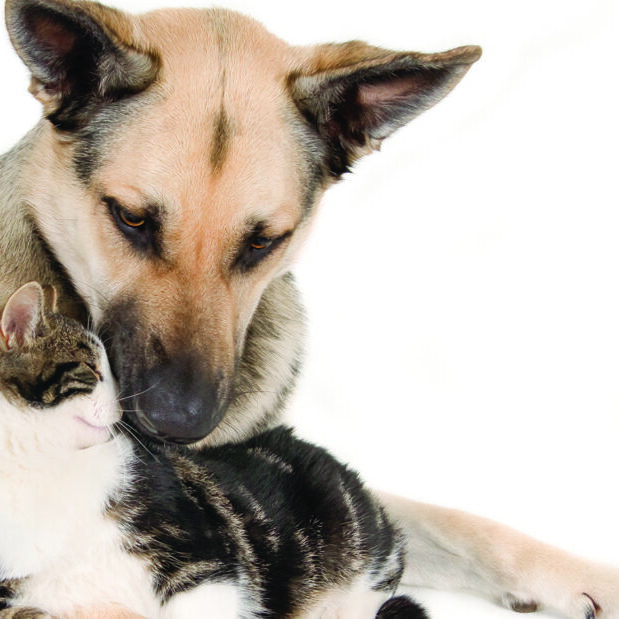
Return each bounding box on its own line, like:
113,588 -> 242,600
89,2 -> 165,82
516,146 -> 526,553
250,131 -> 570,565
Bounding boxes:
123,356 -> 227,444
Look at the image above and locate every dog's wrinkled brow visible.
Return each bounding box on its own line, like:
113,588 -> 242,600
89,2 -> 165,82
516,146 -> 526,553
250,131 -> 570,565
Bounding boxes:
210,108 -> 233,174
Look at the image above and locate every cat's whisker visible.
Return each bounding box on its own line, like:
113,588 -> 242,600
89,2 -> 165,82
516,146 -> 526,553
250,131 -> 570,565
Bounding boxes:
115,420 -> 159,462
117,382 -> 161,402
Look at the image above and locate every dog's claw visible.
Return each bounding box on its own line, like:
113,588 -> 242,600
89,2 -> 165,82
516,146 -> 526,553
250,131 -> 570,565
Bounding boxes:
582,593 -> 600,619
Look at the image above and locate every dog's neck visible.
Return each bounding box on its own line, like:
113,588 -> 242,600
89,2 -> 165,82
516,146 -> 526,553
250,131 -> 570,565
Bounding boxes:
0,123 -> 87,321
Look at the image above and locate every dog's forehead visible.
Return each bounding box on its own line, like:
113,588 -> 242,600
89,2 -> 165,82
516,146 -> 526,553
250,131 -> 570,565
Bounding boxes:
95,8 -> 305,230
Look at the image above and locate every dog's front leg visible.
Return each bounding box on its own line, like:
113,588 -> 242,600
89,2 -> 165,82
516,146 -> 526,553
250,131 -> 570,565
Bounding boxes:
377,491 -> 619,618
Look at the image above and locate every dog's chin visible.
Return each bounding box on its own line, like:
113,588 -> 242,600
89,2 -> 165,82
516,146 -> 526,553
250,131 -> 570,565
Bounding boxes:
122,409 -> 221,446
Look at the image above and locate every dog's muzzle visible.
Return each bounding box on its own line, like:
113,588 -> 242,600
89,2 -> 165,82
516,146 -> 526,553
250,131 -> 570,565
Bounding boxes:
102,301 -> 231,444
121,353 -> 228,445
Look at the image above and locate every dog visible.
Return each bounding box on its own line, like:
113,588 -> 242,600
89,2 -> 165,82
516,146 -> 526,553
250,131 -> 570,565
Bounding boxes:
0,0 -> 618,617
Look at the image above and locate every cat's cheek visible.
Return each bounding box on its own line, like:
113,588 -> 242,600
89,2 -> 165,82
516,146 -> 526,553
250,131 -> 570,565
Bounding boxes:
73,416 -> 114,449
73,379 -> 121,449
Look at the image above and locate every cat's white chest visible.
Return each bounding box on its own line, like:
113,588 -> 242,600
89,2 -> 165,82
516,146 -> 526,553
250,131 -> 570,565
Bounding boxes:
0,440 -> 120,576
0,436 -> 160,616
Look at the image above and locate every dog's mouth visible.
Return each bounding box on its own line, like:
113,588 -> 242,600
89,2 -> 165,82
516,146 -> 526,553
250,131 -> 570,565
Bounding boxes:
123,406 -> 225,445
117,370 -> 230,445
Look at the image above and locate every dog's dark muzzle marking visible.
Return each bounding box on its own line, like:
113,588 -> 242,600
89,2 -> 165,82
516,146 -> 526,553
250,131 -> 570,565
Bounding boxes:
102,305 -> 229,444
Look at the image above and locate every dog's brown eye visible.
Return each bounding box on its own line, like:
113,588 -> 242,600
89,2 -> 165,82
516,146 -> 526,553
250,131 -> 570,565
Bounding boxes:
235,231 -> 293,272
251,239 -> 272,251
104,196 -> 161,256
118,209 -> 145,228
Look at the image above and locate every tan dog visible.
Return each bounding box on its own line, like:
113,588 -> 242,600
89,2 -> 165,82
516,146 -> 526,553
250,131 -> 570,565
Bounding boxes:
0,0 -> 617,617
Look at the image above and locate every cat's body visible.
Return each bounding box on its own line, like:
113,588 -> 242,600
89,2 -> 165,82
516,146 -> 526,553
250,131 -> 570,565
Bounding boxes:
0,283 -> 423,619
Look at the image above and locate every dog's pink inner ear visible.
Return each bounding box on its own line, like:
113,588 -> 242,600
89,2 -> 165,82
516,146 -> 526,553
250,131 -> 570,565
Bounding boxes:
30,13 -> 77,57
355,70 -> 448,139
358,76 -> 419,106
1,283 -> 45,350
291,43 -> 481,176
6,0 -> 159,129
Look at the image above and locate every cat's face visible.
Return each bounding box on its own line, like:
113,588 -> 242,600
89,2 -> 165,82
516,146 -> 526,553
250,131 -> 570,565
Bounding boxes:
0,283 -> 119,450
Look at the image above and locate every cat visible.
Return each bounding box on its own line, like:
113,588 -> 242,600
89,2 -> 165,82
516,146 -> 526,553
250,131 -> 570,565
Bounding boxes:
0,282 -> 425,619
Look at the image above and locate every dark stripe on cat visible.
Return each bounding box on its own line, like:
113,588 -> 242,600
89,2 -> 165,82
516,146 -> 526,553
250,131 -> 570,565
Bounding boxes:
13,362 -> 97,408
111,426 -> 408,615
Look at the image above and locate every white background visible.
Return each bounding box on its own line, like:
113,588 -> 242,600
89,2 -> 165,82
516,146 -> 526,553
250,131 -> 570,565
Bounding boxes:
1,0 -> 617,617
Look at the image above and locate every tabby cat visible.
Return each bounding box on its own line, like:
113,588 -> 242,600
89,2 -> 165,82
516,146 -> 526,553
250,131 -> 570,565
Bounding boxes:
0,282 -> 425,618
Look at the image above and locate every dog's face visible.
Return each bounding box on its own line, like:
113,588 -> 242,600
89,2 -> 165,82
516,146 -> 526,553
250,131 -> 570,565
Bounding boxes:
5,0 -> 480,443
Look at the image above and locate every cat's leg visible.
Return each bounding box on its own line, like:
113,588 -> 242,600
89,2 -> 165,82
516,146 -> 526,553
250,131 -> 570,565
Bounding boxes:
71,605 -> 146,618
304,591 -> 427,619
0,609 -> 51,619
0,605 -> 144,619
377,492 -> 619,618
161,582 -> 246,619
0,581 -> 51,619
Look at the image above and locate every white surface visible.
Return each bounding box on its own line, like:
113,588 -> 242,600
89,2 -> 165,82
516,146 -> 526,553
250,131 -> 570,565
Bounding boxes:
1,0 -> 617,617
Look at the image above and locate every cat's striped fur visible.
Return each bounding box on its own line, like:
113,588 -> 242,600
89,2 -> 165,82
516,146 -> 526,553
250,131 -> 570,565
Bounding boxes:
0,283 -> 425,618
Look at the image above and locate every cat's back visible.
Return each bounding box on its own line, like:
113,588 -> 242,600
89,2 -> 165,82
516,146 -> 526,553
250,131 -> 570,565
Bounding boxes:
122,426 -> 404,617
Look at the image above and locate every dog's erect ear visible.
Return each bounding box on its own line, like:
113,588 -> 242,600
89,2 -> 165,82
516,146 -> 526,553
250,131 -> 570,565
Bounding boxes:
290,42 -> 481,176
0,282 -> 46,351
4,0 -> 159,129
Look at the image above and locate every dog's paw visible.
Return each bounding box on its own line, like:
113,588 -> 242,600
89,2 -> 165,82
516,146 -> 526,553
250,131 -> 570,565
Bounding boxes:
499,562 -> 619,619
547,565 -> 619,619
575,565 -> 619,619
558,593 -> 601,619
500,592 -> 602,618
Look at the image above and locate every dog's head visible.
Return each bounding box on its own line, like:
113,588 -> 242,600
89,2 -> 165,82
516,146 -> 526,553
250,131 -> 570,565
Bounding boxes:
5,0 -> 480,444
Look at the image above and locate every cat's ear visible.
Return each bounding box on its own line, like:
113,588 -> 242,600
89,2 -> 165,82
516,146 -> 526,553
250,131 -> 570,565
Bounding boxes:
4,0 -> 159,129
289,42 -> 481,176
42,284 -> 58,313
0,282 -> 46,351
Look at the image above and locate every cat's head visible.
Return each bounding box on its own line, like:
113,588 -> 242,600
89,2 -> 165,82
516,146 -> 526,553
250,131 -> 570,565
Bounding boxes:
0,282 -> 119,450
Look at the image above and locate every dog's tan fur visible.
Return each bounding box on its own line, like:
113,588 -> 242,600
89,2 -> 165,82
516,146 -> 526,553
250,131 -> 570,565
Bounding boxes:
1,0 -> 618,617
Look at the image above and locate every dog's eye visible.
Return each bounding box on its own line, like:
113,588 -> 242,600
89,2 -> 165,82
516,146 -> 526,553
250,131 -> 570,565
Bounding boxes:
235,232 -> 292,272
250,238 -> 272,251
118,209 -> 145,228
104,197 -> 160,255
105,198 -> 148,233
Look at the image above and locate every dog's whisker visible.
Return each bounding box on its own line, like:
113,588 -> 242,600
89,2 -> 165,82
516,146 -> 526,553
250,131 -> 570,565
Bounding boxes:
229,389 -> 278,403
